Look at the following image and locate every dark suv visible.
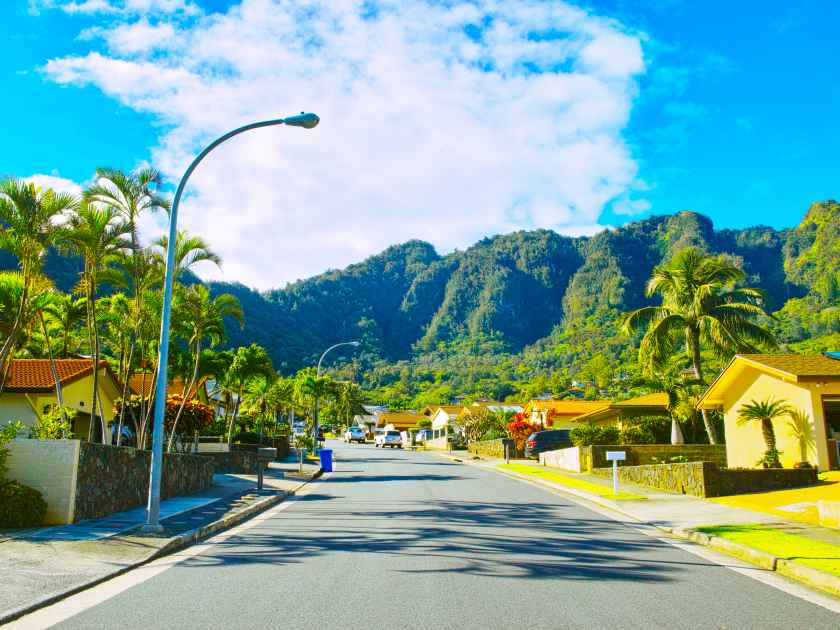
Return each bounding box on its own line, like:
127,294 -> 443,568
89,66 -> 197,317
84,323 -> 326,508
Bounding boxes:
525,429 -> 572,458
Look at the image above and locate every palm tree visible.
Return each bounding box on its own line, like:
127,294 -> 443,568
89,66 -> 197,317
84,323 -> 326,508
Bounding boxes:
167,285 -> 243,451
153,230 -> 222,281
787,408 -> 814,468
623,247 -> 776,444
62,203 -> 130,442
737,397 -> 792,468
45,293 -> 88,358
0,178 -> 78,392
630,358 -> 704,444
225,344 -> 274,445
241,375 -> 280,444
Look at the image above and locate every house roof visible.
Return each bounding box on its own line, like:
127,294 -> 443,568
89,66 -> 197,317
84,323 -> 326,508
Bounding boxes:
697,353 -> 840,409
574,393 -> 670,424
377,411 -> 426,429
523,399 -> 612,416
4,359 -> 113,393
128,374 -> 207,400
422,405 -> 463,417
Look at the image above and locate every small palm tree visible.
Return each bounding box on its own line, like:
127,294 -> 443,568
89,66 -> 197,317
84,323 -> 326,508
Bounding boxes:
0,179 -> 78,391
737,397 -> 793,468
45,293 -> 88,358
623,247 -> 777,444
153,230 -> 222,281
787,408 -> 814,468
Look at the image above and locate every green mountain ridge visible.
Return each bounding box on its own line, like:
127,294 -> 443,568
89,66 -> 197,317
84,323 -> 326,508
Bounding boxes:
206,201 -> 837,371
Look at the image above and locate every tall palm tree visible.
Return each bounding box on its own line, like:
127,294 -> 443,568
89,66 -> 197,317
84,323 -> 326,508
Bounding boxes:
737,397 -> 792,468
623,247 -> 776,444
85,168 -> 169,428
153,230 -> 222,281
241,375 -> 281,444
167,285 -> 243,451
0,178 -> 78,392
62,203 -> 130,442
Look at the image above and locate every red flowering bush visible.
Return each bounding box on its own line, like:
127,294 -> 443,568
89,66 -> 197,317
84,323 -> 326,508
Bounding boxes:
507,419 -> 539,453
164,395 -> 214,435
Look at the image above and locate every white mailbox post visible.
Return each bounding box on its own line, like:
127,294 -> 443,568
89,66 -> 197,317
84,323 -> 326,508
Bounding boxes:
605,451 -> 626,495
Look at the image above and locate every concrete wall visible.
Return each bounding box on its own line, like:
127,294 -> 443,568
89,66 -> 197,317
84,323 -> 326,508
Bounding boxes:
0,394 -> 39,430
540,446 -> 582,472
6,439 -> 80,524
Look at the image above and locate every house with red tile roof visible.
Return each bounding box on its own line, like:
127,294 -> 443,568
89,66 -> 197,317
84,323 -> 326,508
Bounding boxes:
0,358 -> 123,439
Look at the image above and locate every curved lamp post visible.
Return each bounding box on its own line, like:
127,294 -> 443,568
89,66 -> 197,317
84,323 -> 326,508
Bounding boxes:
143,112 -> 320,532
313,341 -> 361,446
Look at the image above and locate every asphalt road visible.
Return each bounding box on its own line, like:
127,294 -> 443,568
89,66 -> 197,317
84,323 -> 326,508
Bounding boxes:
43,441 -> 840,629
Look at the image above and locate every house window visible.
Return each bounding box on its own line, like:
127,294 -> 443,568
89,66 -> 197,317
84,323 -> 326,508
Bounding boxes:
824,398 -> 840,440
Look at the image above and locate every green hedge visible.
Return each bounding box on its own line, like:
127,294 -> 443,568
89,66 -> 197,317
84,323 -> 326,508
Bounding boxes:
0,480 -> 47,528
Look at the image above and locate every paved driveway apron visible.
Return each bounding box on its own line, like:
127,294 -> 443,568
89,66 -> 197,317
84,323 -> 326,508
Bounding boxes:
53,442 -> 840,630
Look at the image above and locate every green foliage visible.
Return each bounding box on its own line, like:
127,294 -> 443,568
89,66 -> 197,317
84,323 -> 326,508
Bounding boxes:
570,423 -> 620,446
0,480 -> 47,528
619,416 -> 669,445
31,406 -> 76,439
0,421 -> 25,480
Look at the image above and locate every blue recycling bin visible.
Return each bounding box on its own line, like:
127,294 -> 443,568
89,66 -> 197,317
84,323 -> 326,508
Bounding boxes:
319,448 -> 333,473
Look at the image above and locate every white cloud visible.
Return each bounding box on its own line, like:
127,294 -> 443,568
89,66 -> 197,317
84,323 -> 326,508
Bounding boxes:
41,0 -> 646,290
31,0 -> 198,15
23,173 -> 84,197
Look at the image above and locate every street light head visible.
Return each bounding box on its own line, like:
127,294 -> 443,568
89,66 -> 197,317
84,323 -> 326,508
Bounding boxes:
283,112 -> 320,129
350,341 -> 361,347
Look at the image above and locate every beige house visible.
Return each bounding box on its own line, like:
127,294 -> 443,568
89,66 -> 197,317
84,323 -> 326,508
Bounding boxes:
523,399 -> 612,429
0,359 -> 123,440
697,354 -> 840,470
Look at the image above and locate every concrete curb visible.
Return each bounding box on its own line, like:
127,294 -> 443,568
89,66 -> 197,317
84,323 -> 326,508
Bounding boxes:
0,469 -> 323,626
463,457 -> 840,600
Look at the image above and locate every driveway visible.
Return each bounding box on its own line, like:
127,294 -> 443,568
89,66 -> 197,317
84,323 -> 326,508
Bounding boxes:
16,440 -> 840,629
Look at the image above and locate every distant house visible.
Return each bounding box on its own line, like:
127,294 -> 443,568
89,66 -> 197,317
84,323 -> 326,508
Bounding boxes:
523,399 -> 612,429
128,374 -> 210,404
377,411 -> 425,432
573,393 -> 670,426
0,359 -> 123,439
697,354 -> 840,470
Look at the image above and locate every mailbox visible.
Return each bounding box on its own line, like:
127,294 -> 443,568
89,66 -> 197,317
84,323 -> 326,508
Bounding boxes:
257,447 -> 277,462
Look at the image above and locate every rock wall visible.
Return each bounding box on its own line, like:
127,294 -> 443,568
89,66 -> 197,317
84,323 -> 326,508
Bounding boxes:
200,450 -> 261,474
467,438 -> 515,459
74,443 -> 214,521
592,461 -> 818,497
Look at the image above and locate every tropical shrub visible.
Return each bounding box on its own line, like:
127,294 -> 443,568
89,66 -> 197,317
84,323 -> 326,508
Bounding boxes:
31,406 -> 76,439
570,422 -> 620,446
0,480 -> 47,528
618,416 -> 670,445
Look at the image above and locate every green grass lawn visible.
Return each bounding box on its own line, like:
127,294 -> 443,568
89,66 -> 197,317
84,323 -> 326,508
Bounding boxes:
498,463 -> 646,501
696,525 -> 840,577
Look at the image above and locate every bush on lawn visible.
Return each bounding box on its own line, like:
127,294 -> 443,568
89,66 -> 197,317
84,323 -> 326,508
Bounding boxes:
570,422 -> 620,446
0,480 -> 47,528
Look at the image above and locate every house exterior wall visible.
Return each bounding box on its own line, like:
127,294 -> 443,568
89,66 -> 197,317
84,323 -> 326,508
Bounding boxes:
0,394 -> 39,429
720,370 -> 840,470
6,439 -> 80,524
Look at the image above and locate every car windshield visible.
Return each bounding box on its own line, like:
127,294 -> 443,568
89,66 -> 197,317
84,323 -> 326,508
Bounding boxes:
386,431 -> 400,436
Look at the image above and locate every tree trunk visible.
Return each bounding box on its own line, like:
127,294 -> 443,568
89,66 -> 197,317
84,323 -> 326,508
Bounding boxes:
227,385 -> 243,446
689,328 -> 719,445
168,338 -> 201,453
115,339 -> 136,447
39,312 -> 67,427
89,286 -> 107,444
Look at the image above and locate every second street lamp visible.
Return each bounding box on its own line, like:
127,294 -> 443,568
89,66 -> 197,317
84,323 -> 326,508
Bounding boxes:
313,341 -> 361,448
143,112 -> 320,532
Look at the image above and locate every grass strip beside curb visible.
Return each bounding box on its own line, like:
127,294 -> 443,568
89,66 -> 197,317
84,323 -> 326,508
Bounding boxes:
498,464 -> 647,501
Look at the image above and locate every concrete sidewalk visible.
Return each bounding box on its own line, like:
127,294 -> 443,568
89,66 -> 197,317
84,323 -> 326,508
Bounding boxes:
0,459 -> 320,624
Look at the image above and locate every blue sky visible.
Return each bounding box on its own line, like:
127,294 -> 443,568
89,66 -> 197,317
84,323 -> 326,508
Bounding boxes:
3,1 -> 839,287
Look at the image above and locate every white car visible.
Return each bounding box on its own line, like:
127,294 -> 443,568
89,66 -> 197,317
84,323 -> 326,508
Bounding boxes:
344,426 -> 366,443
375,430 -> 402,448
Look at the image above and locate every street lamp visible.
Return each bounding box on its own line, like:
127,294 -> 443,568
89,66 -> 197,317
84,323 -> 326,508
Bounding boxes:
313,341 -> 361,447
142,112 -> 320,533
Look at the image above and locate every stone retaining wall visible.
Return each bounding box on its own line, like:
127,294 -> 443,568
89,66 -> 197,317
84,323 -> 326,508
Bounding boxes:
467,438 -> 515,459
73,442 -> 214,521
539,444 -> 727,472
200,450 -> 261,474
592,461 -> 818,497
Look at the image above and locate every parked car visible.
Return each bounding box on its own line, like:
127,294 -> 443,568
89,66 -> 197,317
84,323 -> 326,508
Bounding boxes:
375,430 -> 403,448
344,426 -> 366,443
525,429 -> 572,458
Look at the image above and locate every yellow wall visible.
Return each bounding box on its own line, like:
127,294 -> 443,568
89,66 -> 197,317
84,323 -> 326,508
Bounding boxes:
721,369 -> 840,470
0,368 -> 122,438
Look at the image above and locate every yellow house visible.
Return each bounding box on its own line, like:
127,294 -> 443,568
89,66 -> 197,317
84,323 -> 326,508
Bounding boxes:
697,354 -> 840,470
377,411 -> 426,432
522,399 -> 612,429
0,359 -> 123,440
